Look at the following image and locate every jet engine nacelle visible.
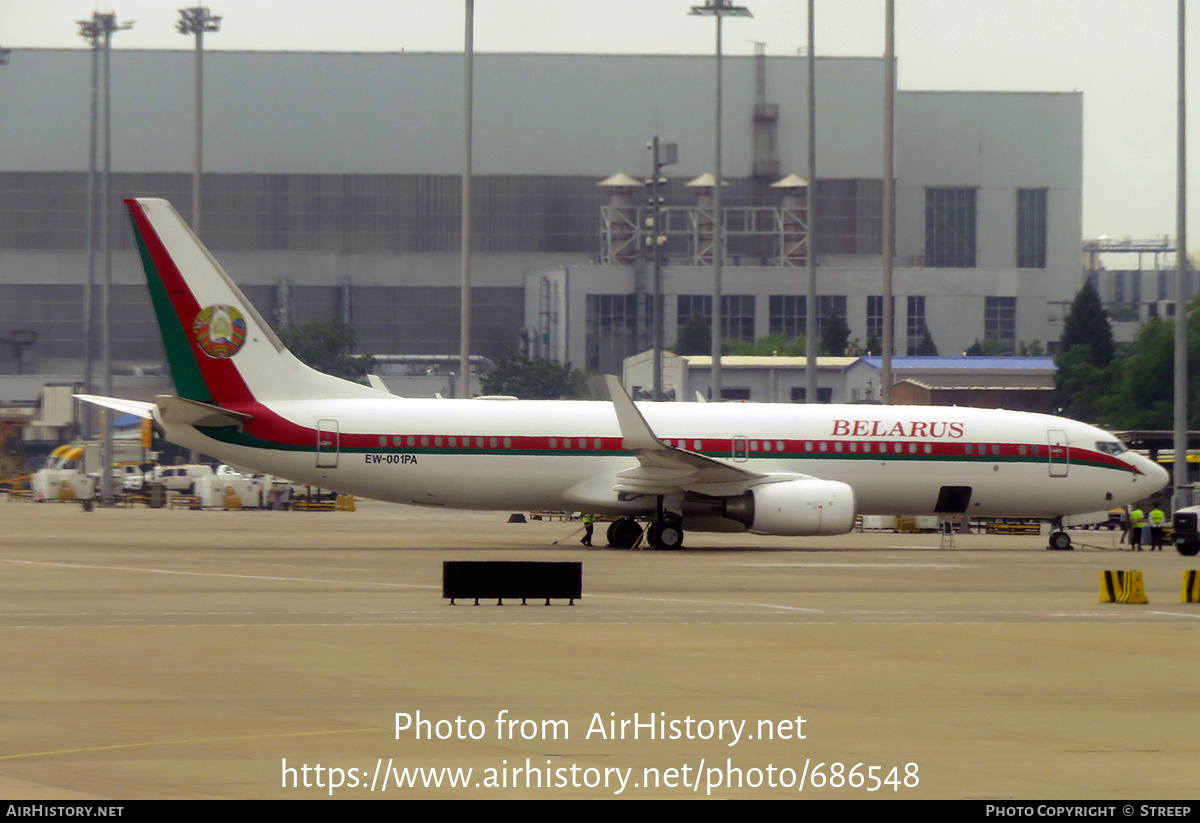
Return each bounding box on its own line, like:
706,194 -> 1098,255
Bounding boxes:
723,478 -> 857,536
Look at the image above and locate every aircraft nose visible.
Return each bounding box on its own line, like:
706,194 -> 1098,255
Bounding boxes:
1141,457 -> 1169,490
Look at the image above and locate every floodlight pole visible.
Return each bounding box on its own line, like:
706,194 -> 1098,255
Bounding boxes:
178,8 -> 222,236
78,12 -> 133,501
690,0 -> 751,401
648,138 -> 677,401
804,0 -> 817,403
459,0 -> 474,398
77,23 -> 101,441
1175,0 -> 1190,508
882,0 -> 895,404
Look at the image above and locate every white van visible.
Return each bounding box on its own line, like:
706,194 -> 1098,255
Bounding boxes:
153,464 -> 215,493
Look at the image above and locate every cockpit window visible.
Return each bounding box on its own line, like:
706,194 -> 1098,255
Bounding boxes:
1096,440 -> 1127,456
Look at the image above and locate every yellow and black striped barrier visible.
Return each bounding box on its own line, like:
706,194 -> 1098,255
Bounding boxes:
292,498 -> 336,511
1183,570 -> 1200,603
1100,570 -> 1148,604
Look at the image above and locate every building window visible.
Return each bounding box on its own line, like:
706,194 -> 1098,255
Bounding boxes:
677,294 -> 755,341
769,295 -> 806,338
985,297 -> 1016,355
723,295 -> 756,341
814,179 -> 883,255
791,387 -> 833,403
1016,188 -> 1047,268
866,295 -> 894,352
906,296 -> 927,355
819,295 -> 847,338
678,294 -> 710,328
586,294 -> 637,372
925,188 -> 976,268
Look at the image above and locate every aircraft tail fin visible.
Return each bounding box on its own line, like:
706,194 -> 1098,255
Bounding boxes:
125,198 -> 383,407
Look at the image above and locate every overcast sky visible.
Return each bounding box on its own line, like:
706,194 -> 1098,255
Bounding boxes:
2,0 -> 1197,245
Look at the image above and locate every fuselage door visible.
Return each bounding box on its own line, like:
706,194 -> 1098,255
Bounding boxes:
316,419 -> 340,468
1048,429 -> 1069,478
732,435 -> 749,463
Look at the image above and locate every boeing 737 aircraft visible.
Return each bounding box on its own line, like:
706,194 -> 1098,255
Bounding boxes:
80,198 -> 1167,550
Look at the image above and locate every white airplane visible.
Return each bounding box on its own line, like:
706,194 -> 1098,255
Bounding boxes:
81,198 -> 1167,550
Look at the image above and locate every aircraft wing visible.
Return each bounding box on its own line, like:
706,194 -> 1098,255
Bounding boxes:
605,375 -> 765,496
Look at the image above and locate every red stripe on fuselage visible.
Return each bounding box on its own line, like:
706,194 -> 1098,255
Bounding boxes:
211,403 -> 1142,474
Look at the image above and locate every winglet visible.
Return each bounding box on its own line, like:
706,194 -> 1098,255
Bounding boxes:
605,375 -> 665,451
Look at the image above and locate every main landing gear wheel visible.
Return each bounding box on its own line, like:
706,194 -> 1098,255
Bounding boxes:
1048,531 -> 1073,551
647,521 -> 684,550
607,518 -> 643,549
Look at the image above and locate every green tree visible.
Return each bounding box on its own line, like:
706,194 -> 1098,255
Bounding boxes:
727,333 -> 808,357
674,314 -> 711,356
820,316 -> 851,356
1108,317 -> 1174,428
481,353 -> 584,399
913,328 -> 939,356
1060,282 -> 1114,368
278,320 -> 375,383
1053,344 -> 1118,422
966,338 -> 1008,357
1053,284 -> 1117,421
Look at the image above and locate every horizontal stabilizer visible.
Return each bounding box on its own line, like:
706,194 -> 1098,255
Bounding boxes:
156,396 -> 253,428
74,395 -> 156,419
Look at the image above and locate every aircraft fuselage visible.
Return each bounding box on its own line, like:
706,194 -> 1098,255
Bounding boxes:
162,396 -> 1164,523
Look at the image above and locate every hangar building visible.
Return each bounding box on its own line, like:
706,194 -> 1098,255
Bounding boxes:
0,49 -> 1081,396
